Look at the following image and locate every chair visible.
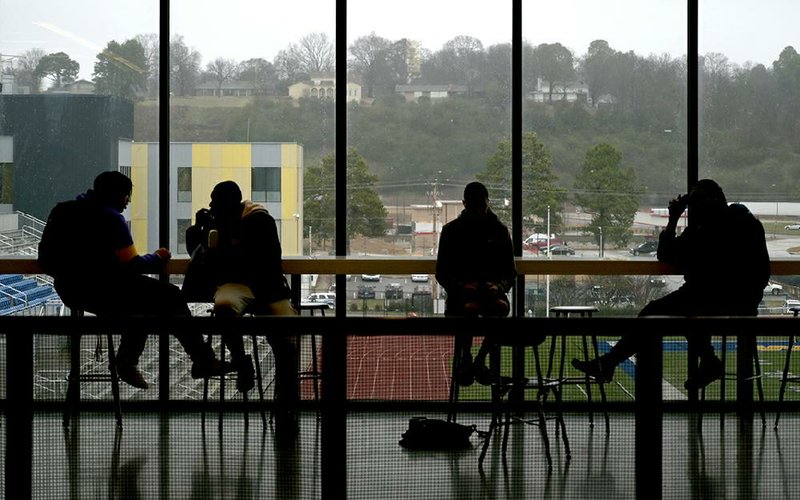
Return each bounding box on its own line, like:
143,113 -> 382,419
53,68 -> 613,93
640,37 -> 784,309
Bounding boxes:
698,334 -> 766,428
478,332 -> 570,469
549,306 -> 609,433
201,309 -> 267,430
774,306 -> 800,427
63,308 -> 123,429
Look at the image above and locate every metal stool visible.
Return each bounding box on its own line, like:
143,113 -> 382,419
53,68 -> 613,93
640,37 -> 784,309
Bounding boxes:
478,332 -> 570,470
63,309 -> 122,429
295,302 -> 327,421
774,306 -> 800,427
698,333 -> 765,428
549,306 -> 609,433
201,310 -> 267,430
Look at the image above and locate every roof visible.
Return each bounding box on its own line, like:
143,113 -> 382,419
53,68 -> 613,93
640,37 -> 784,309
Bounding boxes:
395,84 -> 468,93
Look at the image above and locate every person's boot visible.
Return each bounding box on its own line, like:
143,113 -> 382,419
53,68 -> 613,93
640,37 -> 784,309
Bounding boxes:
190,356 -> 236,379
236,355 -> 256,393
571,356 -> 615,383
684,355 -> 725,391
117,359 -> 149,389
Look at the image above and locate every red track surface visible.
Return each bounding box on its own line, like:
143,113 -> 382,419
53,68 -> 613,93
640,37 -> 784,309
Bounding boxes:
300,336 -> 458,400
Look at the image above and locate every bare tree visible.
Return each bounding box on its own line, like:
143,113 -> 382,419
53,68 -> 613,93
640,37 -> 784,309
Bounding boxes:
135,33 -> 159,97
7,48 -> 45,92
205,57 -> 237,97
291,32 -> 335,75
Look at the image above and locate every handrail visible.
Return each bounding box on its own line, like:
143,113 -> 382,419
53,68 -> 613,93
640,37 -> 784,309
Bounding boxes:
0,256 -> 798,276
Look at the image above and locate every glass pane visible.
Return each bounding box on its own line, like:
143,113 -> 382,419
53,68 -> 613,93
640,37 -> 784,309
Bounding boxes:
347,0 -> 512,262
699,0 -> 800,263
524,0 -> 687,260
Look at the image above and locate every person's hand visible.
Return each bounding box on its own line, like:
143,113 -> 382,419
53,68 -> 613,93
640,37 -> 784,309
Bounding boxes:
484,282 -> 502,295
668,194 -> 688,221
195,208 -> 214,227
154,247 -> 172,261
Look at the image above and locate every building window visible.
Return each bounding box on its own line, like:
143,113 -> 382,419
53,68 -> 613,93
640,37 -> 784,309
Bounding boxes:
119,165 -> 131,179
177,218 -> 191,255
178,167 -> 192,202
252,167 -> 280,203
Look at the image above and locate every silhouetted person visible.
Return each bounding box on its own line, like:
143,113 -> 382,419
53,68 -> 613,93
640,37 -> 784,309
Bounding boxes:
38,171 -> 230,389
573,179 -> 770,390
436,181 -> 516,386
186,180 -> 299,434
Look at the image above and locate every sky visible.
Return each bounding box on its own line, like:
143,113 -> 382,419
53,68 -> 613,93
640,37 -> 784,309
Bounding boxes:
1,0 -> 798,82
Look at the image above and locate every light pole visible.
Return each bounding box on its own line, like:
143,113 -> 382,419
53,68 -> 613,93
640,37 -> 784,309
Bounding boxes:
546,205 -> 551,316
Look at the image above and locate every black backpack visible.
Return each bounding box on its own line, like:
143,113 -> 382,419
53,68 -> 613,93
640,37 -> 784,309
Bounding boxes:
399,417 -> 478,450
38,200 -> 92,277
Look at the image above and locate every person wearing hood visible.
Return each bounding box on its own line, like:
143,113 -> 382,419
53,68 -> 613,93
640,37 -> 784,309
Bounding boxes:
38,171 -> 231,390
436,181 -> 517,386
185,180 -> 298,433
573,179 -> 770,390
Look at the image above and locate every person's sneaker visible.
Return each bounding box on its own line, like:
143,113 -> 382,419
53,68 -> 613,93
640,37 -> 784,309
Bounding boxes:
571,357 -> 615,383
455,360 -> 475,387
236,355 -> 256,393
684,356 -> 725,391
190,357 -> 236,379
474,363 -> 493,386
117,361 -> 149,389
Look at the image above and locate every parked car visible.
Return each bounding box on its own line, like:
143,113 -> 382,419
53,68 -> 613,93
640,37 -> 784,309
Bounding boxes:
764,282 -> 784,295
361,274 -> 381,282
357,285 -> 376,299
785,299 -> 800,314
785,223 -> 800,230
411,274 -> 429,282
649,278 -> 667,287
306,292 -> 335,307
385,283 -> 404,299
630,240 -> 658,256
541,244 -> 575,256
413,286 -> 432,295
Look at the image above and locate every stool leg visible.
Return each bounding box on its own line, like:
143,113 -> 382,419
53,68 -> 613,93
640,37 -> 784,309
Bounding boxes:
775,335 -> 795,428
591,335 -> 610,434
720,335 -> 728,428
447,336 -> 463,423
106,334 -> 123,429
309,333 -> 321,420
219,338 -> 226,433
752,344 -> 766,427
251,335 -> 267,429
63,333 -> 82,428
581,335 -> 595,427
201,335 -> 212,429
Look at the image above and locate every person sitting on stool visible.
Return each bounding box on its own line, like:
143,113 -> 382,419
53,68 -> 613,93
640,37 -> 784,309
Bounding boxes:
436,181 -> 517,386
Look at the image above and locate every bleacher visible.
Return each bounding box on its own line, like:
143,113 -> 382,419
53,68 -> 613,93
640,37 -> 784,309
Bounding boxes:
0,273 -> 58,315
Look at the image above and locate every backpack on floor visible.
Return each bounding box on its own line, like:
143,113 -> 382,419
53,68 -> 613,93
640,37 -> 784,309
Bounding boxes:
399,417 -> 477,450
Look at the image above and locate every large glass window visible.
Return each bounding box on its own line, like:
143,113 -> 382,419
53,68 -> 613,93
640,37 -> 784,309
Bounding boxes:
523,0 -> 687,262
700,0 -> 800,259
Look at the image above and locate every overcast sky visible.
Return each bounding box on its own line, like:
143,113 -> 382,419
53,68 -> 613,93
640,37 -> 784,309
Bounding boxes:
1,0 -> 797,82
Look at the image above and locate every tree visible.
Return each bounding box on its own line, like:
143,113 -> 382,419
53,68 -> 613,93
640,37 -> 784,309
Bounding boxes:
349,32 -> 393,98
205,57 -> 237,97
304,149 -> 387,249
7,48 -> 44,92
34,52 -> 79,89
477,132 -> 566,230
238,58 -> 277,95
530,43 -> 575,102
291,32 -> 335,75
135,33 -> 160,97
573,144 -> 641,247
93,39 -> 148,99
582,40 -> 617,106
169,35 -> 201,96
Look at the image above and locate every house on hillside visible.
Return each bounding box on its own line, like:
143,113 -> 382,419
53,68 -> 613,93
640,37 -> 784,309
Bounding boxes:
527,77 -> 590,103
195,80 -> 260,97
47,79 -> 96,95
394,84 -> 468,102
288,73 -> 361,102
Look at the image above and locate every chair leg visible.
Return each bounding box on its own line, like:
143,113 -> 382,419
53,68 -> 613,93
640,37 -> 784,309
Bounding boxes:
63,333 -> 82,429
581,335 -> 595,427
251,335 -> 267,429
591,335 -> 610,434
447,336 -> 463,423
106,334 -> 123,429
752,345 -> 766,427
201,335 -> 212,428
310,333 -> 321,421
775,335 -> 795,428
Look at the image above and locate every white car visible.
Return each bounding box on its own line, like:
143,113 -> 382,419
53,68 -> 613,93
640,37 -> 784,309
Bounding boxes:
361,274 -> 381,282
785,299 -> 800,314
785,223 -> 800,230
764,282 -> 784,295
411,274 -> 429,282
306,293 -> 335,307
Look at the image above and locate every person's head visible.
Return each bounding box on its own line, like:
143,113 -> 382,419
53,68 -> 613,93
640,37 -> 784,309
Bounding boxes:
688,178 -> 727,224
209,180 -> 243,219
462,181 -> 489,214
93,171 -> 132,212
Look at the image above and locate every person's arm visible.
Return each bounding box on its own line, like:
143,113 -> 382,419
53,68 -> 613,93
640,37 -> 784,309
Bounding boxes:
657,194 -> 688,265
493,227 -> 517,293
116,245 -> 169,274
435,225 -> 457,292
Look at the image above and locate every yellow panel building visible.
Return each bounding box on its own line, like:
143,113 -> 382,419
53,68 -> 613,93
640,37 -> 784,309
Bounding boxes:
130,142 -> 303,256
